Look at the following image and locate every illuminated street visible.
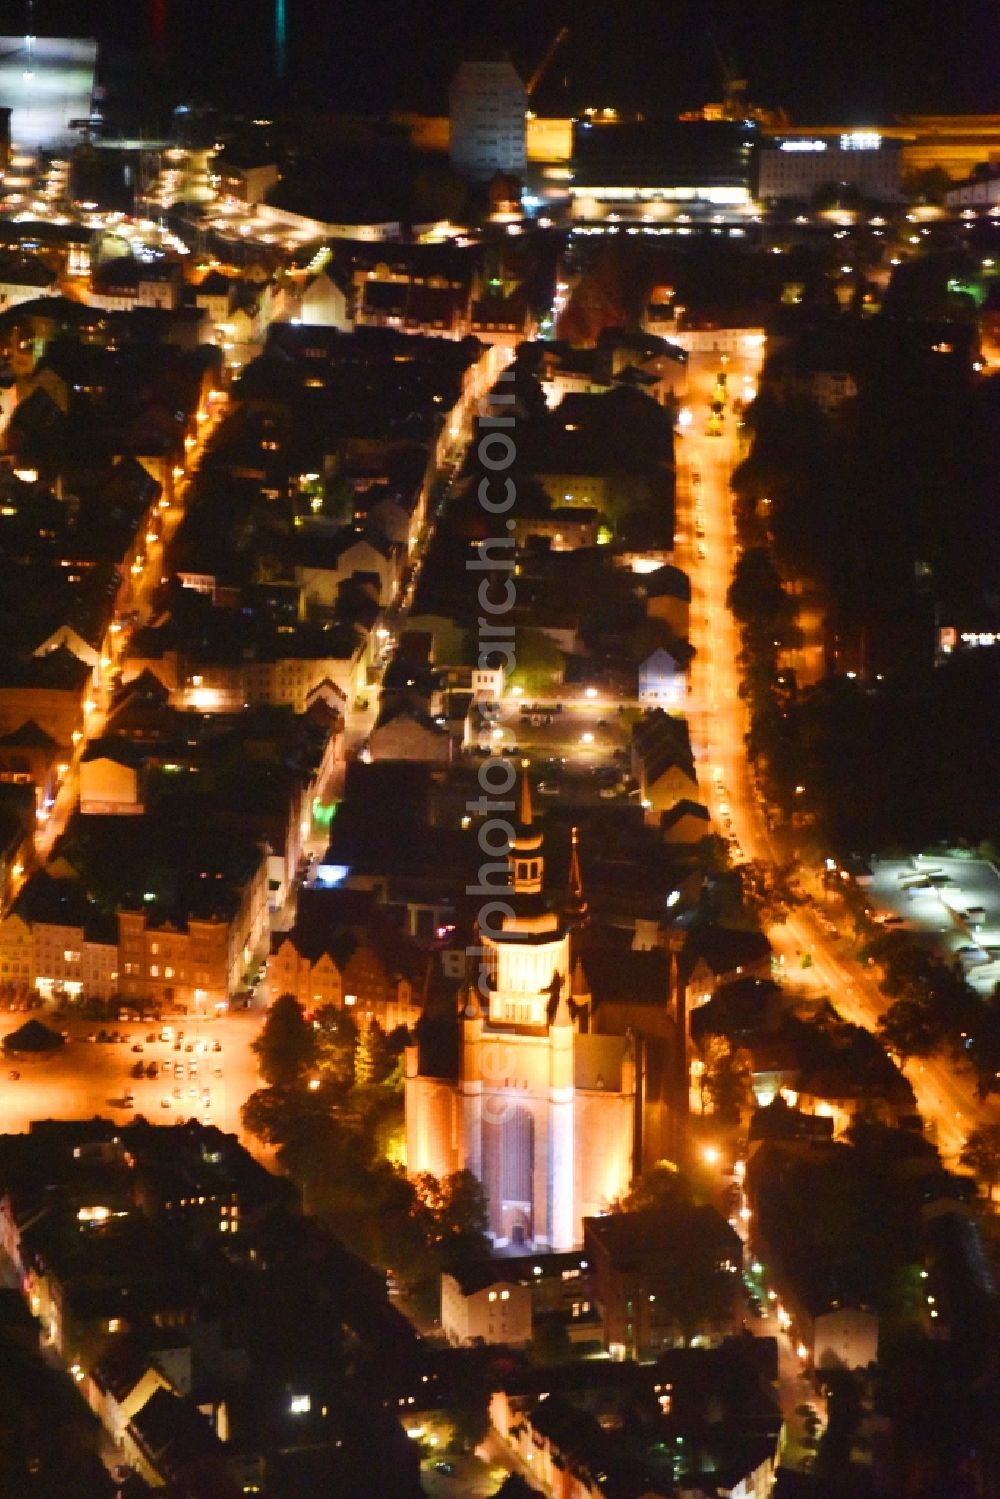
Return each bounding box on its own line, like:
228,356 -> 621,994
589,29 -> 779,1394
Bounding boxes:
680,345 -> 999,1167
0,10 -> 995,1493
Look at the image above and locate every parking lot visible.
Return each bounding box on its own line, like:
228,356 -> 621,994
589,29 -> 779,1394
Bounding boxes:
0,1009 -> 265,1140
866,854 -> 1000,997
475,696 -> 636,806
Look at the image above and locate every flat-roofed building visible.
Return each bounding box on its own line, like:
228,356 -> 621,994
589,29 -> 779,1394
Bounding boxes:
758,131 -> 903,202
570,118 -> 757,223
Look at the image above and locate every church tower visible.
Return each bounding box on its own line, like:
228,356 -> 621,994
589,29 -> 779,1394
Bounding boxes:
406,765 -> 636,1251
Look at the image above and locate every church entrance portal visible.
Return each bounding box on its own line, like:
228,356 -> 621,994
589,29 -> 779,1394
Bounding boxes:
483,1103 -> 534,1245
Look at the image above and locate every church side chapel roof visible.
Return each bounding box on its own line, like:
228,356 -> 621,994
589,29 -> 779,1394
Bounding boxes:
578,945 -> 672,1011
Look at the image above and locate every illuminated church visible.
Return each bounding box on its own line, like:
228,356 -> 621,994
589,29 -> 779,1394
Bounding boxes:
405,772 -> 641,1252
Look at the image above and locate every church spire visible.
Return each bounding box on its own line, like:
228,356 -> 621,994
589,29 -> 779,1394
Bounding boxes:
565,825 -> 588,927
518,758 -> 533,829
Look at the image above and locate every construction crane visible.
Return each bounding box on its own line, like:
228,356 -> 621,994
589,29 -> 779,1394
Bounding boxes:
526,25 -> 569,98
706,26 -> 748,119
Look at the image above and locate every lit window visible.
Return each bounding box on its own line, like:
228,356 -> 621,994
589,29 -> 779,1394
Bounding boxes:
149,965 -> 159,978
500,1289 -> 510,1301
488,1290 -> 497,1302
108,1317 -> 121,1332
164,966 -> 174,979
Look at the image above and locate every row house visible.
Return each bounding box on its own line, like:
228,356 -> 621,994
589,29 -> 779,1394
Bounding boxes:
0,718 -> 62,811
353,265 -> 470,339
0,873 -> 119,1001
88,258 -> 184,313
294,531 -> 402,611
126,632 -> 366,716
118,848 -> 268,1012
269,928 -> 421,1034
0,646 -> 91,750
630,708 -> 700,828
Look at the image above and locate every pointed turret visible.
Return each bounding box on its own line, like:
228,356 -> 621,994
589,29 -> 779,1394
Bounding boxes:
565,825 -> 588,928
548,970 -> 574,1030
518,757 -> 534,829
510,759 -> 543,896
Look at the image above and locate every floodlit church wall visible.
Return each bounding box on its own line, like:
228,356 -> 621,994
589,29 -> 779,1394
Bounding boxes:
404,1073 -> 460,1178
575,1091 -> 634,1224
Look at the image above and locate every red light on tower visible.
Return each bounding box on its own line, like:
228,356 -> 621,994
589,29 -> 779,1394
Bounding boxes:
151,0 -> 168,64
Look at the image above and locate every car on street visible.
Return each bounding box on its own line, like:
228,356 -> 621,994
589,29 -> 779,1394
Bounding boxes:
131,1043 -> 143,1053
160,1097 -> 171,1108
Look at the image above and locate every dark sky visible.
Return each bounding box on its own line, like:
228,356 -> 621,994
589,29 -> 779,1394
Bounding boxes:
5,0 -> 999,123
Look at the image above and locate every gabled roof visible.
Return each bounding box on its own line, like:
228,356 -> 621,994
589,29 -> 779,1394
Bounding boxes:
371,699 -> 447,736
0,255 -> 57,289
470,296 -> 527,331
580,945 -> 671,1010
640,645 -> 684,672
91,1335 -> 154,1403
0,719 -> 57,749
0,644 -> 90,691
196,270 -> 234,297
81,735 -> 146,769
447,1261 -> 526,1296
660,798 -> 710,829
128,1387 -> 225,1480
643,564 -> 691,603
683,924 -> 772,977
